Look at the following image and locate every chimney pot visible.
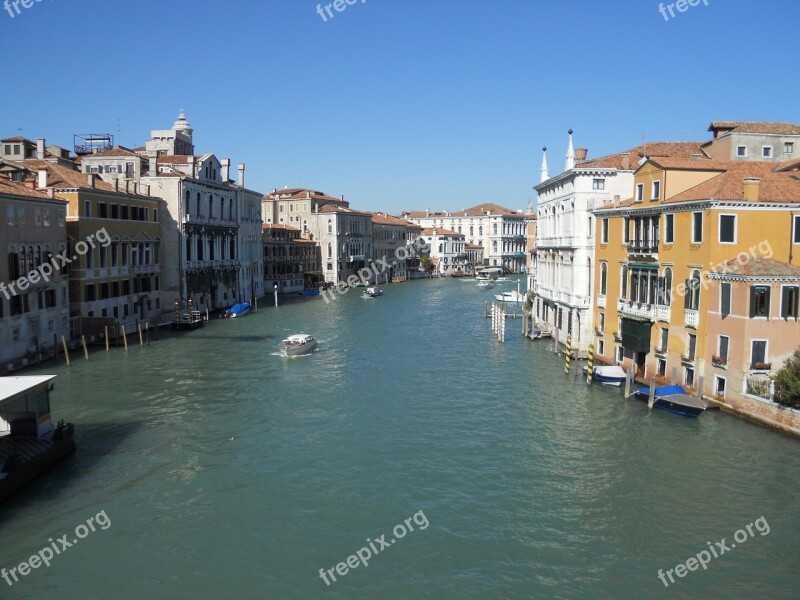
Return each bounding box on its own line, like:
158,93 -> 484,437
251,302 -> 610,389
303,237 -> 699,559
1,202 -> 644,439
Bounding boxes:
575,148 -> 588,162
221,158 -> 231,183
237,163 -> 245,187
37,169 -> 48,189
36,138 -> 46,160
87,173 -> 96,188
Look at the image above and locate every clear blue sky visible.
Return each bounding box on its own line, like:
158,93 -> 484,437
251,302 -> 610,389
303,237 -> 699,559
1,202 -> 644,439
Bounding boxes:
2,0 -> 798,214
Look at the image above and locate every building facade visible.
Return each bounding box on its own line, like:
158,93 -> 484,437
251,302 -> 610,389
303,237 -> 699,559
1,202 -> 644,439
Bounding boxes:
263,225 -> 319,293
0,177 -> 70,369
403,202 -> 527,272
420,228 -> 467,276
533,131 -> 705,353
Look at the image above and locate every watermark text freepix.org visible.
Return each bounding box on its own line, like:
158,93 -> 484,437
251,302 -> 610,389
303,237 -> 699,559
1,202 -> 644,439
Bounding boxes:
4,0 -> 49,19
657,515 -> 769,587
0,227 -> 110,301
316,0 -> 366,23
321,237 -> 428,304
658,0 -> 709,22
319,510 -> 429,586
2,510 -> 112,587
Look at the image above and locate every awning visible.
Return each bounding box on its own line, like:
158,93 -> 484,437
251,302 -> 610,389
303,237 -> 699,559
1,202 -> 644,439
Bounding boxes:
626,262 -> 659,270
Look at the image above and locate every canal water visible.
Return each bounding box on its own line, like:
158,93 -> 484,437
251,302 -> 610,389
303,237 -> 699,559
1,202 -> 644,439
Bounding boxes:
1,277 -> 798,599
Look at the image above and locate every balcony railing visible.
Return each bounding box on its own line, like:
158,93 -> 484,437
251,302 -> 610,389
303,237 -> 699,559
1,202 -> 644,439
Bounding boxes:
684,309 -> 699,328
626,239 -> 659,254
617,298 -> 656,320
656,305 -> 670,321
597,294 -> 606,308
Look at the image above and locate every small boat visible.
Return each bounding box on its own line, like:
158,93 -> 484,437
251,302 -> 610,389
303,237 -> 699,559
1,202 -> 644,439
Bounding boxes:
297,289 -> 320,297
634,384 -> 708,418
363,286 -> 384,297
0,375 -> 75,503
583,365 -> 628,386
476,280 -> 495,289
280,333 -> 318,357
222,303 -> 250,318
494,290 -> 525,303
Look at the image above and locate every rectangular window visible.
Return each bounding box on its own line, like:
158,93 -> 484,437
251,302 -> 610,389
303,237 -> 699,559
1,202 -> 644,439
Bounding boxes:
736,145 -> 747,157
762,146 -> 772,158
715,376 -> 726,398
85,284 -> 96,301
794,215 -> 800,244
687,333 -> 696,360
84,200 -> 91,217
651,180 -> 661,200
659,327 -> 668,352
692,211 -> 703,243
720,282 -> 731,317
664,214 -> 674,243
657,358 -> 666,377
598,340 -> 604,355
719,214 -> 736,243
750,285 -> 770,318
98,203 -> 108,218
599,312 -> 605,331
750,340 -> 767,368
785,142 -> 795,155
636,183 -> 644,202
782,285 -> 799,319
601,218 -> 608,244
684,367 -> 695,387
718,335 -> 729,361
592,178 -> 605,190
617,346 -> 624,363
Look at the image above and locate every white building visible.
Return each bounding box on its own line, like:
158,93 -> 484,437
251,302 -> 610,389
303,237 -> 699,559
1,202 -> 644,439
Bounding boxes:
533,130 -> 705,352
420,228 -> 467,276
403,202 -> 526,272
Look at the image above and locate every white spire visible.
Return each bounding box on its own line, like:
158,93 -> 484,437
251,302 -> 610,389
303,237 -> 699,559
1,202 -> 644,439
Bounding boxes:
540,146 -> 549,183
565,129 -> 575,171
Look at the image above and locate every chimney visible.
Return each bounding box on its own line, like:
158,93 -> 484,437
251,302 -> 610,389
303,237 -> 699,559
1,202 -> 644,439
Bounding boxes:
238,163 -> 245,187
426,208 -> 430,217
221,158 -> 230,183
47,188 -> 55,199
621,152 -> 631,170
87,174 -> 96,188
37,169 -> 48,189
743,178 -> 760,201
575,148 -> 588,163
36,138 -> 46,160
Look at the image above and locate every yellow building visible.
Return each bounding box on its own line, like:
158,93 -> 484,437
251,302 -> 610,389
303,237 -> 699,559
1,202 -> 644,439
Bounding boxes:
25,160 -> 164,334
592,157 -> 800,400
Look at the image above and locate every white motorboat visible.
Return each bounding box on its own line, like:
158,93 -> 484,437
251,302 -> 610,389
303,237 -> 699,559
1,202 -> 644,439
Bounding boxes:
280,333 -> 318,357
363,286 -> 384,297
494,290 -> 525,303
476,280 -> 495,289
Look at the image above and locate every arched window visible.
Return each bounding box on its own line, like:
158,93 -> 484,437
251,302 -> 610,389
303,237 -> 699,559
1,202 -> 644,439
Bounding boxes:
327,243 -> 332,258
493,223 -> 498,235
492,241 -> 497,253
208,194 -> 213,218
219,197 -> 224,219
470,225 -> 474,236
621,265 -> 628,299
229,198 -> 234,219
184,190 -> 190,216
327,219 -> 333,234
479,225 -> 483,236
600,262 -> 608,295
303,219 -> 308,233
685,269 -> 701,310
196,192 -> 201,216
659,267 -> 672,306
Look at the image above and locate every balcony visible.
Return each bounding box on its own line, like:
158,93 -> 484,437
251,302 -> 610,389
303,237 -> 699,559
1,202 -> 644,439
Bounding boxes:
684,309 -> 699,328
596,294 -> 606,308
656,305 -> 670,321
626,239 -> 659,256
681,354 -> 695,365
130,264 -> 157,274
617,298 -> 656,320
750,362 -> 772,373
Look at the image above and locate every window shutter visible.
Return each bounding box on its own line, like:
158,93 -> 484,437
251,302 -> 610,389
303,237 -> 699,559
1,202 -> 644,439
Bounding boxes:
721,283 -> 731,317
749,286 -> 757,318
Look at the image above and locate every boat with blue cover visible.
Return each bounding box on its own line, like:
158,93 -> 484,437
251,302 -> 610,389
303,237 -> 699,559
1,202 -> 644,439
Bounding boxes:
634,384 -> 708,418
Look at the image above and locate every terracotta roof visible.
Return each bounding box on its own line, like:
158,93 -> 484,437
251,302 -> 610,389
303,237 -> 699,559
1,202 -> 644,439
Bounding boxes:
0,176 -> 58,200
317,204 -> 371,216
263,224 -> 300,231
711,256 -> 800,278
23,159 -> 116,192
708,122 -> 800,136
643,157 -> 728,171
1,136 -> 33,144
571,142 -> 707,171
421,228 -> 463,237
665,162 -> 800,204
370,213 -> 412,226
265,188 -> 345,204
408,203 -> 522,218
465,243 -> 483,249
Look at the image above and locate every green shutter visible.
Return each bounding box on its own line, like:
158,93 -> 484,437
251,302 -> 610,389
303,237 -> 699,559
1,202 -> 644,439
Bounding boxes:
749,286 -> 757,318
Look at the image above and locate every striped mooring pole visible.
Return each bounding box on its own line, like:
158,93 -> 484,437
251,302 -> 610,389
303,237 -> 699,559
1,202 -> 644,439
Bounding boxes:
587,344 -> 594,384
565,335 -> 572,374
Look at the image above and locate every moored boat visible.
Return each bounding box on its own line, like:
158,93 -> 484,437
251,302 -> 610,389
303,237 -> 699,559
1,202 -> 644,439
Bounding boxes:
494,290 -> 525,303
0,375 -> 75,503
279,333 -> 318,357
583,365 -> 627,386
225,302 -> 250,318
634,384 -> 708,417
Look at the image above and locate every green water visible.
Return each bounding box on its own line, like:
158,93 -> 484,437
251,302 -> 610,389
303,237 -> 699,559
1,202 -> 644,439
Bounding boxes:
0,278 -> 798,599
